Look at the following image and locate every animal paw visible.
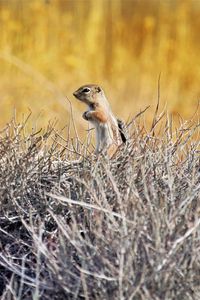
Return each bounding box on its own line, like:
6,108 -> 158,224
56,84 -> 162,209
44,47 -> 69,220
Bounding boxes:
82,111 -> 90,121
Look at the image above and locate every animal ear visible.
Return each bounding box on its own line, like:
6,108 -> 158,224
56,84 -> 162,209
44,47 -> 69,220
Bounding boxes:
96,86 -> 101,93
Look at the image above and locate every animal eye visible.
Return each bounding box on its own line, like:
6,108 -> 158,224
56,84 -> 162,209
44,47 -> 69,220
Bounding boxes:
82,87 -> 91,93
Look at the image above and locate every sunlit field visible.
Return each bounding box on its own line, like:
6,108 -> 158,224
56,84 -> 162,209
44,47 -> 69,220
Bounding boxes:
0,0 -> 200,134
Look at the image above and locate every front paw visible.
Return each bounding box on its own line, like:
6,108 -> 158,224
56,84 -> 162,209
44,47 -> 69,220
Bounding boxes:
82,111 -> 90,121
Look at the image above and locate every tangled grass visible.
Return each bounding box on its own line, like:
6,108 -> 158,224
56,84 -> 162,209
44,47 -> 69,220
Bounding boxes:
0,108 -> 199,300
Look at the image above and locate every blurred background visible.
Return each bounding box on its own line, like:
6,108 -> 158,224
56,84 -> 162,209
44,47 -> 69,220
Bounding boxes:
0,0 -> 199,134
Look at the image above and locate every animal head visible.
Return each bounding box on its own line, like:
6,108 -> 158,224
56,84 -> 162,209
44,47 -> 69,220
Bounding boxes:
73,84 -> 104,107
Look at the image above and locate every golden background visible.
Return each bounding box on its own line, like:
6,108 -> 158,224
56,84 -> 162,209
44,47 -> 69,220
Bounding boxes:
0,0 -> 199,132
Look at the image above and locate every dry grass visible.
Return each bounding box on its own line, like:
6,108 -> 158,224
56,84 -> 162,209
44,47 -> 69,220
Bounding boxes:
0,106 -> 199,299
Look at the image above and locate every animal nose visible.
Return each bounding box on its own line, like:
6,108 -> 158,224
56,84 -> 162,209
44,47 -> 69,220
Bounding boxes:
73,91 -> 78,98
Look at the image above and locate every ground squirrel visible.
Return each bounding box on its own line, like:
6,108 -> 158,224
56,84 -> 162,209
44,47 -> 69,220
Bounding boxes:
73,84 -> 126,156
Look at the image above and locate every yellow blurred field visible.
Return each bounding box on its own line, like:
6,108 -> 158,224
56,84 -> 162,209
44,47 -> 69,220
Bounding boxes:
0,0 -> 199,134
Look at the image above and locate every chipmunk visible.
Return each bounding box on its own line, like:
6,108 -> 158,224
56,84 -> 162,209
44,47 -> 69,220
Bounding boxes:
73,84 -> 126,156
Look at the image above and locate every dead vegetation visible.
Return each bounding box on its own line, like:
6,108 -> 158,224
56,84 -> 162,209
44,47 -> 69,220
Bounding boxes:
0,108 -> 199,300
